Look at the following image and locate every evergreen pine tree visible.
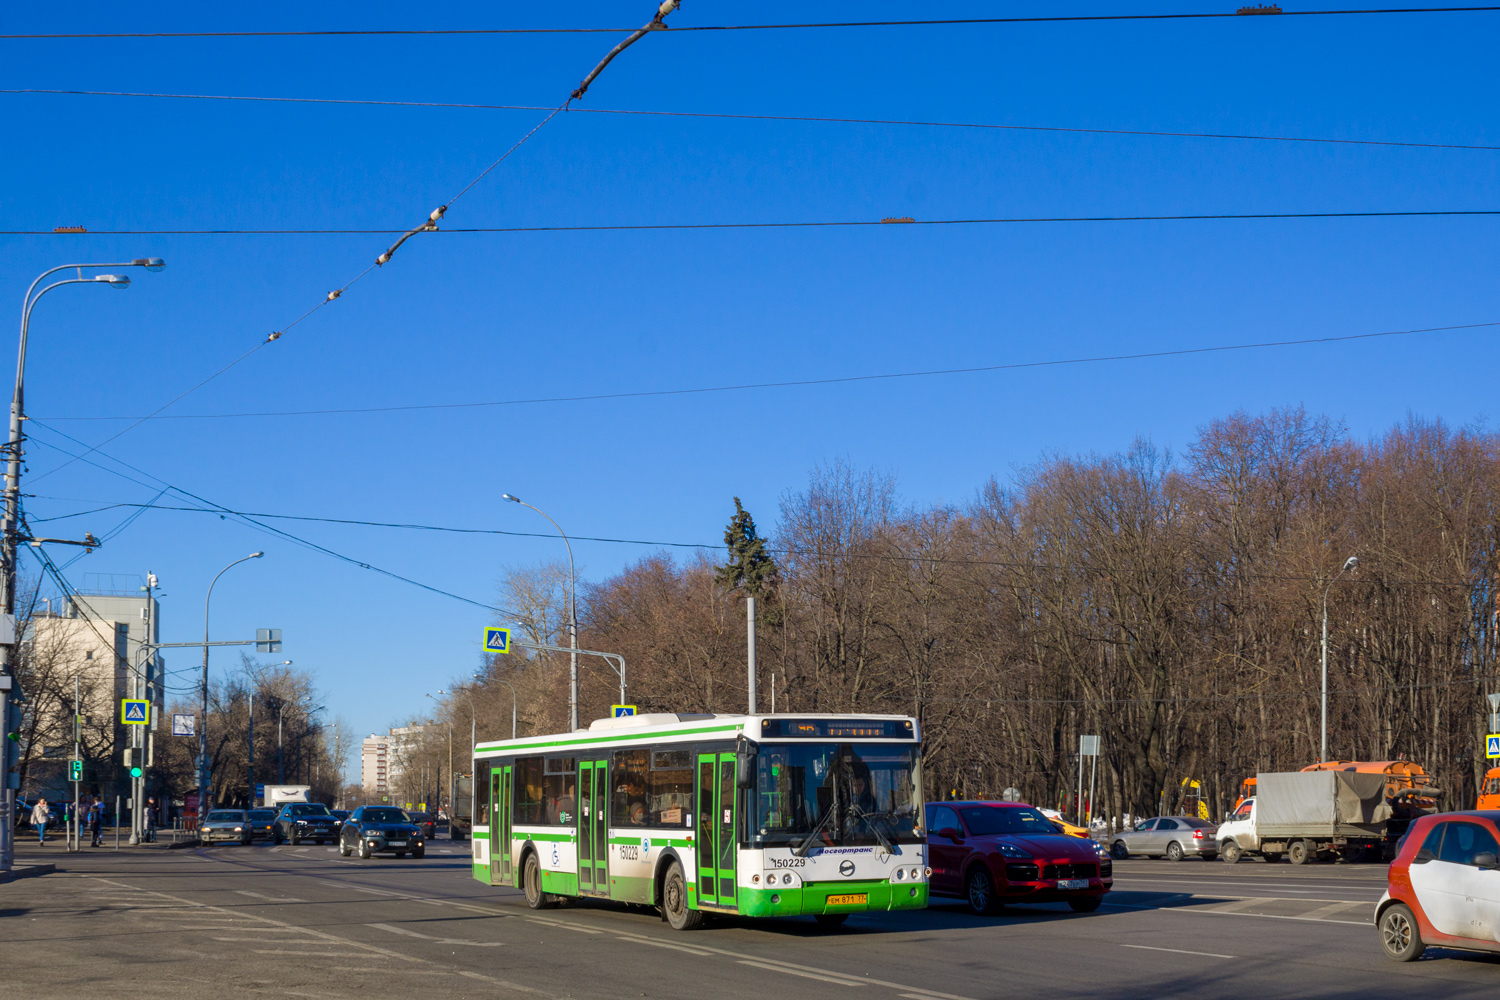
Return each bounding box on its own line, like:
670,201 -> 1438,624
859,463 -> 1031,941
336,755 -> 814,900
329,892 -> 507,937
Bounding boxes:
715,497 -> 779,598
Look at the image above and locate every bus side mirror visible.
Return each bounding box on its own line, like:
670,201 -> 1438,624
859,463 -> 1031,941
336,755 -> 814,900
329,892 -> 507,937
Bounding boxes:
736,751 -> 757,789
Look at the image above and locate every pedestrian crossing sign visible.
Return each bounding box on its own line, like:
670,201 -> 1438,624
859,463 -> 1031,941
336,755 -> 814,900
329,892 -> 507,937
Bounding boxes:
1487,734 -> 1500,759
483,627 -> 511,654
612,705 -> 636,718
121,699 -> 150,725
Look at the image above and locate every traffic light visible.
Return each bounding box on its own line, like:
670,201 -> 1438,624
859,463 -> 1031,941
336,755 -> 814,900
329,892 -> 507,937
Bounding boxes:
69,758 -> 83,781
123,747 -> 142,779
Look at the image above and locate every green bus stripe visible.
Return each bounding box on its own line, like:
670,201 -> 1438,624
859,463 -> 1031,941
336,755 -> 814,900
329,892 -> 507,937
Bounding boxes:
474,723 -> 743,754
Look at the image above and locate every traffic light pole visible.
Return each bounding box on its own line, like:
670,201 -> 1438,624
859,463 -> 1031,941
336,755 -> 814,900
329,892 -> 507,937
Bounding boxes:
72,674 -> 79,853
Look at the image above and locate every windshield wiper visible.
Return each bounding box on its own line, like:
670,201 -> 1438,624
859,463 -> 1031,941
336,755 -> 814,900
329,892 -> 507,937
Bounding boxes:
793,800 -> 838,857
849,804 -> 894,853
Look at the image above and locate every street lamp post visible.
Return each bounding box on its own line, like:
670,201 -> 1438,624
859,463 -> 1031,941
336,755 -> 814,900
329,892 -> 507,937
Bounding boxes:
198,553 -> 263,825
0,259 -> 163,870
1321,555 -> 1358,763
501,493 -> 578,730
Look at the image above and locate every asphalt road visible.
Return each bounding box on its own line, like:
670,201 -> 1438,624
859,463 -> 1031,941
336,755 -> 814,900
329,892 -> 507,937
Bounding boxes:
7,842 -> 1500,999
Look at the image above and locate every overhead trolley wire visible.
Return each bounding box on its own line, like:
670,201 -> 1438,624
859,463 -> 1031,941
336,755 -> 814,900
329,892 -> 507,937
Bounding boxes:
9,208 -> 1500,238
22,419 -> 541,624
7,89 -> 1497,152
3,6 -> 1498,40
21,0 -> 681,485
31,320 -> 1500,422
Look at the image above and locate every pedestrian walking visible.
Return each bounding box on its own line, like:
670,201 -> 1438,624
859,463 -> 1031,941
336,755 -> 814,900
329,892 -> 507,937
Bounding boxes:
89,797 -> 104,847
145,796 -> 158,842
31,798 -> 51,844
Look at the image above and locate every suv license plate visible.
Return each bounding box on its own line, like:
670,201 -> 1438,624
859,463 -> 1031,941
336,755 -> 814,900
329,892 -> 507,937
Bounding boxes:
388,840 -> 405,846
826,894 -> 867,906
1057,879 -> 1089,890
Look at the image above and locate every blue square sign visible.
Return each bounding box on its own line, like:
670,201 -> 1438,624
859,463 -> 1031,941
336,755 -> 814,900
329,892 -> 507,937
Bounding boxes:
483,627 -> 511,654
1487,734 -> 1500,759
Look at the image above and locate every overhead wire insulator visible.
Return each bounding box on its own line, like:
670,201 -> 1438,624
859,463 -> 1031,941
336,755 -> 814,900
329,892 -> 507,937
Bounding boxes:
376,205 -> 448,266
572,0 -> 681,102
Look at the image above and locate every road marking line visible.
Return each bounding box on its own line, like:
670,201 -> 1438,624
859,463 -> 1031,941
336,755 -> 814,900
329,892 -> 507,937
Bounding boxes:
698,946 -> 973,1000
234,890 -> 307,902
737,960 -> 866,986
367,923 -> 504,947
1103,900 -> 1370,926
83,875 -> 423,962
1298,900 -> 1373,920
1212,897 -> 1276,914
253,950 -> 389,958
611,934 -> 714,956
1122,945 -> 1237,959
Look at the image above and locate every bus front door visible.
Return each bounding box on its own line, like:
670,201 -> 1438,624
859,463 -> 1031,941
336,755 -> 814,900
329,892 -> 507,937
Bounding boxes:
490,765 -> 512,885
577,760 -> 609,895
696,752 -> 737,909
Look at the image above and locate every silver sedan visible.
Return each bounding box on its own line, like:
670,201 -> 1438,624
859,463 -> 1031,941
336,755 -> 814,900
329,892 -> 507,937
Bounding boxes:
1110,816 -> 1218,860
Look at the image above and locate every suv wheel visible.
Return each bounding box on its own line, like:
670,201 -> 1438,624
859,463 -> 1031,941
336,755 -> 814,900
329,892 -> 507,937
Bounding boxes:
661,860 -> 704,930
965,867 -> 1002,916
358,839 -> 371,860
339,840 -> 351,857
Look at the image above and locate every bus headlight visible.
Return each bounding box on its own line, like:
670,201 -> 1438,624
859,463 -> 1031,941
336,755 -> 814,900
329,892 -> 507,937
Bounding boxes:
894,868 -> 906,880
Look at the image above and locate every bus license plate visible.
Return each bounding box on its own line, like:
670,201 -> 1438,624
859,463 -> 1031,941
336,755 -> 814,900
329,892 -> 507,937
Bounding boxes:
1057,879 -> 1088,890
826,894 -> 867,906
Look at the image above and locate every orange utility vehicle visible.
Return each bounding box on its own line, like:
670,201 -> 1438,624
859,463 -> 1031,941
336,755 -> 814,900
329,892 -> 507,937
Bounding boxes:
1478,768 -> 1500,810
1232,760 -> 1438,855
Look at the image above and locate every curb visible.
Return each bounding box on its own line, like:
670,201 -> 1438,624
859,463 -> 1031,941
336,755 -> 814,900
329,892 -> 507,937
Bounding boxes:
0,862 -> 56,883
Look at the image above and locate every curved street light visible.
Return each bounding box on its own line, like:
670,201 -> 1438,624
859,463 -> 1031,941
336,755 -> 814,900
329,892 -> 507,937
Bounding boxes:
5,259 -> 165,859
197,552 -> 264,821
501,493 -> 579,730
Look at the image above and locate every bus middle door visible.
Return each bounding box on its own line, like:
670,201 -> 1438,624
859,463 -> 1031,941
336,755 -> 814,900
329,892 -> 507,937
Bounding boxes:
491,764 -> 513,886
696,752 -> 737,909
577,759 -> 609,895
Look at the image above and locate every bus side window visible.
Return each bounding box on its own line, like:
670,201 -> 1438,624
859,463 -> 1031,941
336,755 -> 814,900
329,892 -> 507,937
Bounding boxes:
476,761 -> 491,826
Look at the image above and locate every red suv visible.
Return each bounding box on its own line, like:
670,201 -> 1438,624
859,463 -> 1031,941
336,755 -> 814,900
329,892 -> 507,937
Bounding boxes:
1378,810 -> 1500,961
926,801 -> 1112,915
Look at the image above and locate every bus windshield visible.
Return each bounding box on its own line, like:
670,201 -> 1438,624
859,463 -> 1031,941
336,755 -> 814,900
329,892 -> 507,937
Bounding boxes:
753,743 -> 921,848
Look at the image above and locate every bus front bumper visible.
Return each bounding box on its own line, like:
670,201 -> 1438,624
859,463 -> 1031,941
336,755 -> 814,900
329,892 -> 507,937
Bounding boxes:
734,879 -> 928,918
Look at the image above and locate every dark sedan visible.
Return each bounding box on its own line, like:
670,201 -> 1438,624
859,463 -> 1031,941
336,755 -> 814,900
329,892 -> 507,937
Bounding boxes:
405,811 -> 437,840
273,802 -> 340,844
339,805 -> 425,859
245,808 -> 278,842
926,801 -> 1113,915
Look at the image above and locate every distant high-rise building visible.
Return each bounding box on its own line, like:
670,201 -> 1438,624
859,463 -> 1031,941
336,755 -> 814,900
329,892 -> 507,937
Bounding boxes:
361,734 -> 390,799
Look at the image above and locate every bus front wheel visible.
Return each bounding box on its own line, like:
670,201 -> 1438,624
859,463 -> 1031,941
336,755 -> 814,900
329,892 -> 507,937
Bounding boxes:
661,861 -> 704,931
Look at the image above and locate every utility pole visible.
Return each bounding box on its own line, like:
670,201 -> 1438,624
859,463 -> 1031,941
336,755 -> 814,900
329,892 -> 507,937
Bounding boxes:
247,692 -> 255,807
501,495 -> 577,730
746,596 -> 757,714
199,552 -> 263,821
71,674 -> 80,852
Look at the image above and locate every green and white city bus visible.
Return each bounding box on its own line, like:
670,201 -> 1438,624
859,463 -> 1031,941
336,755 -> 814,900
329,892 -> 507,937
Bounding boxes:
469,712 -> 926,929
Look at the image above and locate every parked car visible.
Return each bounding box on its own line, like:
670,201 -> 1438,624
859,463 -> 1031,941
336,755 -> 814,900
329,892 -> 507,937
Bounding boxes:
405,811 -> 437,840
1109,816 -> 1219,861
245,808 -> 278,842
273,802 -> 340,844
1377,810 -> 1500,961
926,801 -> 1112,915
339,805 -> 425,859
200,809 -> 251,845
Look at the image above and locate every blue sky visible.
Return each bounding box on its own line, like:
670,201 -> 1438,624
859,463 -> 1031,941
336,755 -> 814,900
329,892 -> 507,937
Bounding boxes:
2,2 -> 1496,779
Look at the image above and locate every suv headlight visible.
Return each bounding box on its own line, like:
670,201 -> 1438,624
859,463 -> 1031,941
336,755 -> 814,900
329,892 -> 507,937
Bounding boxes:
995,843 -> 1033,859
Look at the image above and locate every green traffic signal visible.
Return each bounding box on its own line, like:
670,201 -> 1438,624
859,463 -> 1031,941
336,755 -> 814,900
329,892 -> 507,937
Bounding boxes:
69,759 -> 82,781
129,765 -> 142,779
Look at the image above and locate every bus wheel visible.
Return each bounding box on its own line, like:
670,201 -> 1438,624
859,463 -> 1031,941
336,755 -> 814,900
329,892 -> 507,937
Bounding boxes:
662,861 -> 704,931
523,853 -> 555,910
